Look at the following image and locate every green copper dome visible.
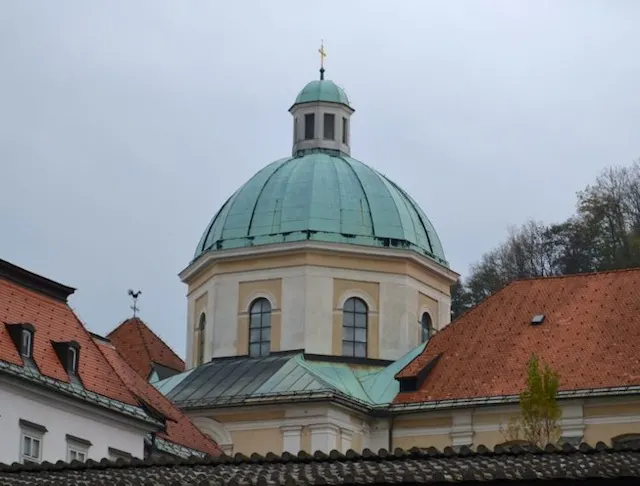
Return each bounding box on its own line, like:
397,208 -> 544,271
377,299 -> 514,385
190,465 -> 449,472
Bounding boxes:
194,151 -> 448,266
294,80 -> 350,107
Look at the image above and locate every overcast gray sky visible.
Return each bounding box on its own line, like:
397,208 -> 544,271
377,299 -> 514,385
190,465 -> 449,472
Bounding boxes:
1,1 -> 638,358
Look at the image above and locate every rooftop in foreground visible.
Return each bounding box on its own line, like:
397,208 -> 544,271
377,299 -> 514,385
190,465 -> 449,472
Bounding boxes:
1,442 -> 639,485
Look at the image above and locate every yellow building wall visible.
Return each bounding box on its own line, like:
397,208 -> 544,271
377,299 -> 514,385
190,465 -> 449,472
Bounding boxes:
391,398 -> 640,450
231,428 -> 283,456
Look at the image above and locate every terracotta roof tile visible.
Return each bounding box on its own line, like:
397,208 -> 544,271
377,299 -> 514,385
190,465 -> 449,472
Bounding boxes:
97,342 -> 219,457
107,317 -> 184,380
395,268 -> 640,404
0,277 -> 138,406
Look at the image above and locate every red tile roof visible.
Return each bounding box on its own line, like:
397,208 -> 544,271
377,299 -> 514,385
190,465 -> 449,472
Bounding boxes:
108,318 -> 184,380
97,341 -> 220,456
0,268 -> 138,406
0,258 -> 218,457
395,269 -> 640,404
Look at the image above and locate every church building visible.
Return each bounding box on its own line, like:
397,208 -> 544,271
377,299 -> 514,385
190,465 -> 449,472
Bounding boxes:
155,66 -> 458,455
151,62 -> 640,456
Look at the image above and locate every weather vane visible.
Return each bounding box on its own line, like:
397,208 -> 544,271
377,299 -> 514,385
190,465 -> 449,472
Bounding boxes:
127,289 -> 142,318
319,40 -> 327,80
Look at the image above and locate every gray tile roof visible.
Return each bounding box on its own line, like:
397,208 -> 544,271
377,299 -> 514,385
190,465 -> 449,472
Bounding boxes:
1,443 -> 639,485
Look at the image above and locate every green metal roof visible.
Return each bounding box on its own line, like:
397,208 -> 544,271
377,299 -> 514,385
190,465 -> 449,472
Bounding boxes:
194,151 -> 448,266
155,344 -> 429,409
294,80 -> 350,106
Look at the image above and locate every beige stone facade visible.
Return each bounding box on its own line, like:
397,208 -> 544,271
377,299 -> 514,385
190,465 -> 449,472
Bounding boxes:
181,241 -> 458,368
183,395 -> 640,456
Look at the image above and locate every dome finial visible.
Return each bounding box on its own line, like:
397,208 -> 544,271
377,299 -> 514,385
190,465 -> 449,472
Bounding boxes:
318,40 -> 326,80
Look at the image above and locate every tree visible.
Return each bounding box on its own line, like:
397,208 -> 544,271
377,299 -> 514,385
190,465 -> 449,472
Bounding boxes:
503,355 -> 561,447
450,278 -> 471,320
457,158 -> 640,312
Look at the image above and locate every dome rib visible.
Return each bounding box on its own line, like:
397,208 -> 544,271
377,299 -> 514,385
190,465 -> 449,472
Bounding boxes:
337,155 -> 375,234
383,177 -> 444,260
193,152 -> 448,266
379,175 -> 419,245
246,158 -> 295,237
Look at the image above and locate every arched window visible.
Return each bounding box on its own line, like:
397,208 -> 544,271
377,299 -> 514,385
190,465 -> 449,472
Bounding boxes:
249,298 -> 271,357
420,312 -> 432,343
342,297 -> 367,358
196,314 -> 206,365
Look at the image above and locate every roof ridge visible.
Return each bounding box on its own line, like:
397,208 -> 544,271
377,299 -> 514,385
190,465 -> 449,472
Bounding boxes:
296,355 -> 376,404
0,441 -> 635,473
513,265 -> 640,283
136,319 -> 184,369
98,343 -> 219,456
133,319 -> 154,377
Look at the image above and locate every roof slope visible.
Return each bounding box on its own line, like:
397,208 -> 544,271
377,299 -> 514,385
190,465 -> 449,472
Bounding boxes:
0,269 -> 138,406
0,258 -> 218,458
1,443 -> 639,485
97,341 -> 219,457
395,269 -> 640,404
157,346 -> 427,409
107,317 -> 184,380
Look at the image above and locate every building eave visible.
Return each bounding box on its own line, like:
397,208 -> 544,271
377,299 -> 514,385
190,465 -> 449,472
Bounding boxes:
0,359 -> 163,429
179,240 -> 459,285
390,386 -> 640,414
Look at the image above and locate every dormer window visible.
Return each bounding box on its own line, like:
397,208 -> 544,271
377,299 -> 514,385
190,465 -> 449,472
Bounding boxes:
304,113 -> 315,140
21,329 -> 33,358
5,323 -> 35,362
52,341 -> 80,376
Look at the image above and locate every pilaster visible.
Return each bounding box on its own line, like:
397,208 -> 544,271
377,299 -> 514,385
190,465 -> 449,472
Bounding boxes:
281,425 -> 303,453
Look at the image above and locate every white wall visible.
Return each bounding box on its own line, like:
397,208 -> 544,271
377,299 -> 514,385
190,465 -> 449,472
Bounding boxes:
0,377 -> 150,464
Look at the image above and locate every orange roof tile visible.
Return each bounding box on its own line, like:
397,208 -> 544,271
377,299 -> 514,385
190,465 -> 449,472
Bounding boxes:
0,266 -> 138,406
108,317 -> 184,380
395,268 -> 640,404
97,341 -> 220,456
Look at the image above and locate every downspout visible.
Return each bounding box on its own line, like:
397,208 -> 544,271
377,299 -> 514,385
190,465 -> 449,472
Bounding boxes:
388,414 -> 395,451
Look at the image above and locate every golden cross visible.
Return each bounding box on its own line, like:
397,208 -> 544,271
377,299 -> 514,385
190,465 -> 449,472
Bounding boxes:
318,40 -> 327,69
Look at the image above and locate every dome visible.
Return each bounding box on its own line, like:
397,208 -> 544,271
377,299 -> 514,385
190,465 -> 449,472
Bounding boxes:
194,151 -> 448,266
294,80 -> 350,107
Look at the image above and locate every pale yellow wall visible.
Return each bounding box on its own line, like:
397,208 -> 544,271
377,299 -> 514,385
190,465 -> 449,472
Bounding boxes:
231,428 -> 283,455
301,426 -> 311,452
187,248 -> 452,298
391,398 -> 640,450
192,292 -> 209,363
332,278 -> 380,358
195,293 -> 208,317
417,292 -> 438,339
394,434 -> 451,450
584,423 -> 640,445
237,279 -> 282,355
214,410 -> 285,423
584,402 -> 640,417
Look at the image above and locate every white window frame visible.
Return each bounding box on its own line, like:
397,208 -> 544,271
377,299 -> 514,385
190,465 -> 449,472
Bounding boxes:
66,434 -> 91,462
20,431 -> 43,464
67,447 -> 87,463
20,329 -> 32,358
68,346 -> 78,374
